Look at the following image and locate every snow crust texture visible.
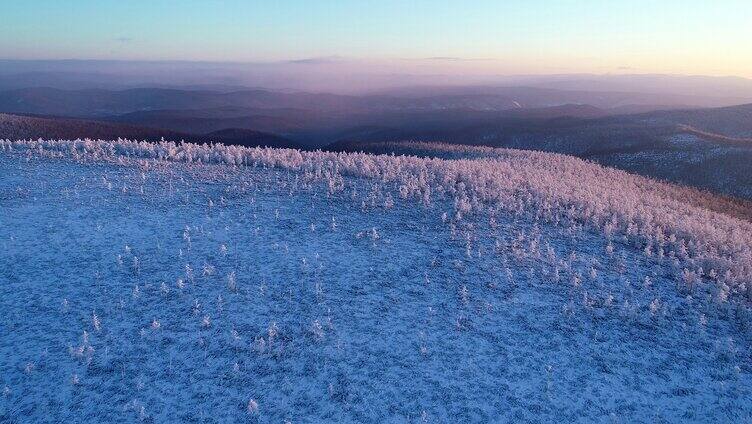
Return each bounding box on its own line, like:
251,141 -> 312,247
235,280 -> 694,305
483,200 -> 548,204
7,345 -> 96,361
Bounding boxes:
1,139 -> 751,422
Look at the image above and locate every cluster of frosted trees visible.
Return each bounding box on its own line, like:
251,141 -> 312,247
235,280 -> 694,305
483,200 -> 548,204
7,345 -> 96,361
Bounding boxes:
2,137 -> 751,302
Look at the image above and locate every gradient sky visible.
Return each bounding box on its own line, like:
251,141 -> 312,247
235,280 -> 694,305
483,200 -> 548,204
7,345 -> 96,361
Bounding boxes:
1,0 -> 751,77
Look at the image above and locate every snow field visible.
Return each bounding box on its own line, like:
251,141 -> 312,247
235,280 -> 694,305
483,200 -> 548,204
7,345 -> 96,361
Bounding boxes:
0,140 -> 751,422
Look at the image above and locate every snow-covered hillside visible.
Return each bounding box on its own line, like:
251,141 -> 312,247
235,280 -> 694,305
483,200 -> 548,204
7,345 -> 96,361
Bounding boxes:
1,139 -> 751,422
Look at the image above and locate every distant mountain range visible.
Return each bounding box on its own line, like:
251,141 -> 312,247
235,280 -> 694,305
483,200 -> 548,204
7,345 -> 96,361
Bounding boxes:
0,85 -> 735,118
0,86 -> 738,145
1,84 -> 751,200
3,60 -> 752,100
2,86 -> 750,148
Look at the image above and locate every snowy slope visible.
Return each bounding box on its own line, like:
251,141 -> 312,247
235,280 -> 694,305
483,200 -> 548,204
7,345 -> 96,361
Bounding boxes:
1,139 -> 751,422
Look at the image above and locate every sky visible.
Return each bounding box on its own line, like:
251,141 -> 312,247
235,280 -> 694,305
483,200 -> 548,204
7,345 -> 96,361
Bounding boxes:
1,0 -> 751,77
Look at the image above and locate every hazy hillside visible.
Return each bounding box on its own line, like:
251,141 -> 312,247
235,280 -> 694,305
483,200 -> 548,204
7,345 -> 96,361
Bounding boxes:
0,113 -> 300,149
202,128 -> 299,148
523,74 -> 752,101
632,103 -> 752,138
104,107 -> 321,135
328,103 -> 752,151
0,112 -> 188,141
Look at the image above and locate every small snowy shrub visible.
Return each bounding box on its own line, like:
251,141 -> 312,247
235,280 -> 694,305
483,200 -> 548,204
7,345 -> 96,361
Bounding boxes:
247,398 -> 259,415
227,271 -> 237,292
92,311 -> 101,332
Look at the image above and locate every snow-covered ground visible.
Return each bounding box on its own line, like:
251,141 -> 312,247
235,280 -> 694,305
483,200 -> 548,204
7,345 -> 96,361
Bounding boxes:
1,140 -> 751,422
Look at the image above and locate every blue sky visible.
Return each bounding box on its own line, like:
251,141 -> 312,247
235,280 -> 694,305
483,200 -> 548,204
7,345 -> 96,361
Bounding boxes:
1,0 -> 750,76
